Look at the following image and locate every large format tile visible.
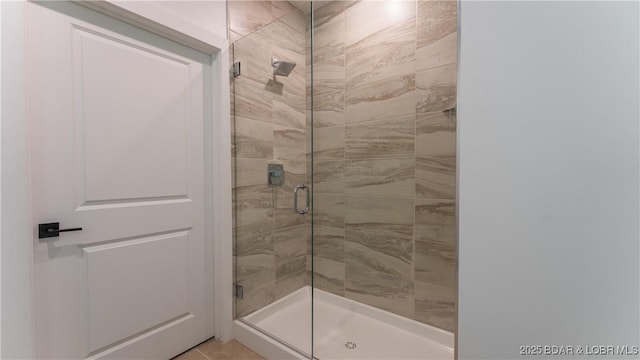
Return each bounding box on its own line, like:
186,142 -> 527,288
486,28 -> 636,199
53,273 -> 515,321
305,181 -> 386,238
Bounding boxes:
312,225 -> 345,262
273,125 -> 306,163
345,20 -> 416,87
416,0 -> 457,71
416,111 -> 456,156
234,117 -> 273,159
313,194 -> 345,228
345,116 -> 415,159
234,77 -> 273,123
345,260 -> 414,318
234,186 -> 274,236
313,79 -> 345,128
234,27 -> 273,82
416,63 -> 457,114
345,75 -> 415,123
415,239 -> 456,287
273,99 -> 306,129
229,0 -> 275,38
275,225 -> 308,266
313,125 -> 345,160
415,155 -> 456,199
312,256 -> 345,296
276,254 -> 307,299
344,0 -> 415,48
236,232 -> 274,259
235,158 -> 270,189
313,1 -> 346,62
415,199 -> 456,244
345,158 -> 415,197
345,229 -> 413,278
236,252 -> 276,317
313,159 -> 345,194
345,195 -> 414,232
195,339 -> 266,360
414,281 -> 455,332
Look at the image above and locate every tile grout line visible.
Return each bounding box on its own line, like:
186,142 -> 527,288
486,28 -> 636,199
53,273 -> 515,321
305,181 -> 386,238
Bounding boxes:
194,347 -> 213,360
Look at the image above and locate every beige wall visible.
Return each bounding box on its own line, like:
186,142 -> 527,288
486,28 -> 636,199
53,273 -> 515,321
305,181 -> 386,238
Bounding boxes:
310,0 -> 457,331
229,1 -> 309,317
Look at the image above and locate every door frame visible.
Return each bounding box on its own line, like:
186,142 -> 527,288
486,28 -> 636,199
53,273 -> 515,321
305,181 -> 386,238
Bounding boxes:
0,1 -> 233,357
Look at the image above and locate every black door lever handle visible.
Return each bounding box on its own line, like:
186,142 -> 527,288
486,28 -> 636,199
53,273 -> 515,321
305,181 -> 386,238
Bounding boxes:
39,222 -> 83,239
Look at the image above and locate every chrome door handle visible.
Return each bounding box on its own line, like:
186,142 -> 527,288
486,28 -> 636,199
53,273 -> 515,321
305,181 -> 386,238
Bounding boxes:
293,184 -> 309,215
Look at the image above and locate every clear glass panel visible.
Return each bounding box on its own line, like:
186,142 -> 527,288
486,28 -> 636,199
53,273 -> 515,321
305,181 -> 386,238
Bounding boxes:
230,1 -> 313,358
310,1 -> 458,359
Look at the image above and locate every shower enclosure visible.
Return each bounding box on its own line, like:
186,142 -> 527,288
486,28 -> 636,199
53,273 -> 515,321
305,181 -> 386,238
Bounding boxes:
230,1 -> 457,358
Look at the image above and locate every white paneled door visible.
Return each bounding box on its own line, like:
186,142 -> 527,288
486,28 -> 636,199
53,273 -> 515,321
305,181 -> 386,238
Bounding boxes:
28,2 -> 212,358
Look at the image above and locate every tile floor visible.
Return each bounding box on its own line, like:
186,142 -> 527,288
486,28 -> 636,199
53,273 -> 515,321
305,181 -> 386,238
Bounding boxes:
172,338 -> 265,360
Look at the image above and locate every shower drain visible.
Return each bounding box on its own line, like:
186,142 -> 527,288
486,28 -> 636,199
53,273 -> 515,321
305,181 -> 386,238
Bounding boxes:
344,341 -> 357,350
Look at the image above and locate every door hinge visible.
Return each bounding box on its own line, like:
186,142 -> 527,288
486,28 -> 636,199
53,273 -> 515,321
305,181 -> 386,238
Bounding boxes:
232,62 -> 241,77
235,284 -> 244,299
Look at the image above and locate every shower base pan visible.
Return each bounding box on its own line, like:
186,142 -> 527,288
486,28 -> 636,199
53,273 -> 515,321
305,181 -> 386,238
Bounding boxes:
234,286 -> 454,360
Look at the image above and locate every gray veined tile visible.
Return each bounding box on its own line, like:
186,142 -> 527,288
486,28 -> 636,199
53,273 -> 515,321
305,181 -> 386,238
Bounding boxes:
345,75 -> 416,124
313,79 -> 345,128
234,117 -> 274,159
415,198 -> 456,246
236,250 -> 276,317
272,1 -> 299,23
345,158 -> 415,197
269,17 -> 306,70
314,55 -> 345,81
313,159 -> 345,194
416,63 -> 457,114
345,116 -> 415,159
228,0 -> 275,37
313,125 -> 345,160
234,77 -> 273,123
311,225 -> 345,262
275,225 -> 308,266
234,187 -> 274,236
235,158 -> 271,189
415,156 -> 456,199
276,254 -> 307,298
416,111 -> 456,156
345,260 -> 414,319
414,281 -> 455,331
345,195 -> 414,230
313,194 -> 345,228
233,26 -> 273,82
415,240 -> 456,287
312,257 -> 345,296
236,232 -> 274,258
345,19 -> 416,87
345,229 -> 413,278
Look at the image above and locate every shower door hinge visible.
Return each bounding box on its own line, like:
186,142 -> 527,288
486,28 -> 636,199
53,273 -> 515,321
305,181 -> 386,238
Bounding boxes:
232,62 -> 241,77
235,284 -> 244,299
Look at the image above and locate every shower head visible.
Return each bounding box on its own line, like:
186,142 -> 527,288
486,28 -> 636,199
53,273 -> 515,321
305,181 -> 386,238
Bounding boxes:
272,58 -> 297,77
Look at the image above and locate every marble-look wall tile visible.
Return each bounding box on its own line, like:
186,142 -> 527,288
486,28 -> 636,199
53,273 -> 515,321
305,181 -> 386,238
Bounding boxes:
345,195 -> 414,232
274,126 -> 306,163
345,229 -> 413,278
345,158 -> 415,197
235,117 -> 274,159
345,116 -> 415,159
415,156 -> 456,199
234,27 -> 273,81
313,125 -> 345,160
313,79 -> 345,128
275,225 -> 308,265
345,75 -> 415,123
345,20 -> 416,87
272,0 -> 298,23
235,158 -> 270,189
416,0 -> 457,71
415,238 -> 455,287
312,225 -> 345,262
235,187 -> 274,236
416,63 -> 456,114
236,252 -> 275,317
273,99 -> 306,129
276,257 -> 307,299
344,0 -> 415,48
414,281 -> 455,331
415,199 -> 456,245
312,257 -> 345,296
313,160 -> 345,194
345,261 -> 414,318
416,111 -> 456,156
236,231 -> 274,258
313,1 -> 346,62
313,194 -> 345,228
229,0 -> 275,37
234,77 -> 273,123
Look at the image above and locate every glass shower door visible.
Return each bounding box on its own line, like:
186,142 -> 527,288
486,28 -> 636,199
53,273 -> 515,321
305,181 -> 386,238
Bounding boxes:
230,2 -> 313,358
